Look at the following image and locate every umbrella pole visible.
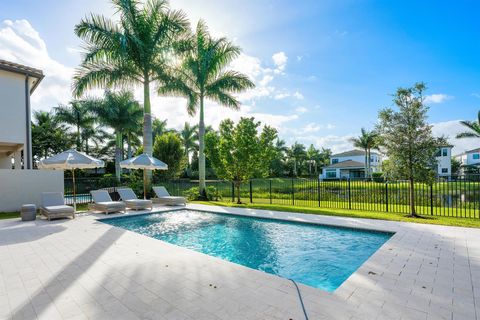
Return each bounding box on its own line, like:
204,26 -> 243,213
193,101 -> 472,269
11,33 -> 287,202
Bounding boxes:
143,169 -> 147,199
72,168 -> 77,212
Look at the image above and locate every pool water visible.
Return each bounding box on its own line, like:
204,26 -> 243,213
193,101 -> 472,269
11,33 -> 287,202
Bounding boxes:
101,209 -> 392,291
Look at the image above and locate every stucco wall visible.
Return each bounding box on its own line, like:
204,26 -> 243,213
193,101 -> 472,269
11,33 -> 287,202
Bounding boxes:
0,169 -> 64,212
0,70 -> 26,145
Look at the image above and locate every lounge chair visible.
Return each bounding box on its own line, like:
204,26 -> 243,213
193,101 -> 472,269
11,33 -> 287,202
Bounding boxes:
40,192 -> 75,220
152,186 -> 187,206
89,190 -> 126,214
117,188 -> 153,211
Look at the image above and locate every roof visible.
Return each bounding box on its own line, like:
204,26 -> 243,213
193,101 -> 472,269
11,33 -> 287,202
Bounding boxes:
454,148 -> 480,157
331,149 -> 378,157
0,59 -> 44,93
324,160 -> 365,169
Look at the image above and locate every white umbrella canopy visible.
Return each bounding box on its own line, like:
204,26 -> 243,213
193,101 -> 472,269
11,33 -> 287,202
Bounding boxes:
120,153 -> 168,198
38,149 -> 105,211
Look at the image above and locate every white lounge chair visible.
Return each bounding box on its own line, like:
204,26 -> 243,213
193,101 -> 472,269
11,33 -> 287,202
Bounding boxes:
89,190 -> 126,214
40,192 -> 75,220
117,188 -> 153,211
152,186 -> 187,206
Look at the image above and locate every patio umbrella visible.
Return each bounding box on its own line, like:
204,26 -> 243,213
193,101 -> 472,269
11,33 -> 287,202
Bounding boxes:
120,153 -> 168,199
38,149 -> 105,211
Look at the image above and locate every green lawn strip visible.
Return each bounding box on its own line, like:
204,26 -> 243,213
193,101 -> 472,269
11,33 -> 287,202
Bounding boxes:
191,201 -> 480,228
0,212 -> 21,220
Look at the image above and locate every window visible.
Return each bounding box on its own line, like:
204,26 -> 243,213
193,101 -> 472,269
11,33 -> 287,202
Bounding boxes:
435,149 -> 441,157
332,158 -> 339,164
474,153 -> 480,160
441,168 -> 448,174
442,148 -> 448,157
326,170 -> 337,178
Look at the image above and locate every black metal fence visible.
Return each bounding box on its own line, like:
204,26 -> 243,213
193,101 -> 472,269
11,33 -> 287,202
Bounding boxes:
64,175 -> 480,219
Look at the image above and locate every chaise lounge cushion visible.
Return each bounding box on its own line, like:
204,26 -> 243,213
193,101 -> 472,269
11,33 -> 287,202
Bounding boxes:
43,205 -> 75,214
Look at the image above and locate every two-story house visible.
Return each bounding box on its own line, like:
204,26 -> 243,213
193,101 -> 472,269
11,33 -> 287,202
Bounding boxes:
0,59 -> 63,212
435,145 -> 453,177
321,149 -> 382,179
454,147 -> 480,174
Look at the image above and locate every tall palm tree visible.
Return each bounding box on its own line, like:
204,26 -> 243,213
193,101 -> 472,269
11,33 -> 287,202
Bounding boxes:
350,128 -> 378,179
81,125 -> 110,154
73,0 -> 190,186
89,90 -> 143,180
55,101 -> 95,151
180,122 -> 198,166
159,21 -> 254,196
287,142 -> 307,176
32,111 -> 70,161
457,111 -> 480,139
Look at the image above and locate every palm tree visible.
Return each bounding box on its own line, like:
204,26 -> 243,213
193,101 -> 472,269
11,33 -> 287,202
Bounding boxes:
159,21 -> 254,196
32,111 -> 70,161
152,119 -> 172,142
89,90 -> 143,180
287,142 -> 307,176
180,122 -> 198,166
55,101 -> 95,151
350,128 -> 378,179
73,0 -> 190,186
81,125 -> 110,154
457,111 -> 480,139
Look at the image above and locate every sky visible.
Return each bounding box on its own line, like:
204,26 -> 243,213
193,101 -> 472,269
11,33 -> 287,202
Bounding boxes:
1,0 -> 479,154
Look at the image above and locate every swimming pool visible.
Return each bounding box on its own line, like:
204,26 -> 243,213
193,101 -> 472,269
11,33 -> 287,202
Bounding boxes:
101,209 -> 393,291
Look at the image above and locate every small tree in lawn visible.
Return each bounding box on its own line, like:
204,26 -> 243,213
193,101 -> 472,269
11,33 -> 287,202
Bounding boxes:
376,82 -> 444,217
205,117 -> 277,204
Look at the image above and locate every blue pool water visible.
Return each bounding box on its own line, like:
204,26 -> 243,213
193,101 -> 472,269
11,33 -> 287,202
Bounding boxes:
101,210 -> 392,291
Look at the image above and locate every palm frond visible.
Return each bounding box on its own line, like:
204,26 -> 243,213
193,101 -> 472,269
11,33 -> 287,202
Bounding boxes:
208,90 -> 240,110
206,71 -> 254,94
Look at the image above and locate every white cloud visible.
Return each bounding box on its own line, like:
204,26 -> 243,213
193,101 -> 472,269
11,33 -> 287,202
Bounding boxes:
424,93 -> 452,104
272,51 -> 287,73
295,106 -> 308,114
0,19 -> 74,110
274,93 -> 290,100
293,91 -> 304,100
431,120 -> 479,155
298,134 -> 355,154
471,93 -> 480,99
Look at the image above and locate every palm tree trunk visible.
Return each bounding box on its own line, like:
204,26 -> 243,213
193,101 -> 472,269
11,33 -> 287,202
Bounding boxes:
77,125 -> 81,151
127,134 -> 132,159
115,132 -> 122,181
143,79 -> 153,192
198,96 -> 207,197
364,149 -> 368,180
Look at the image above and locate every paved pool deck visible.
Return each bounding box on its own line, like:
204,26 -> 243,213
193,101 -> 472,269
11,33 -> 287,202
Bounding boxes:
1,204 -> 479,320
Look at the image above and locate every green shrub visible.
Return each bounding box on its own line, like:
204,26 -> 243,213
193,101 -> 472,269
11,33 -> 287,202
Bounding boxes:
183,186 -> 222,201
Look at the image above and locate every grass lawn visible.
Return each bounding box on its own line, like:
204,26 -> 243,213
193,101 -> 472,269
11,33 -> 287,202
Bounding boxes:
192,200 -> 480,228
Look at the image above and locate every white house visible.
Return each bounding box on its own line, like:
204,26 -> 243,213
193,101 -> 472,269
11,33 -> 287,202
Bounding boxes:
435,145 -> 453,177
0,59 -> 63,212
321,149 -> 382,179
454,147 -> 480,173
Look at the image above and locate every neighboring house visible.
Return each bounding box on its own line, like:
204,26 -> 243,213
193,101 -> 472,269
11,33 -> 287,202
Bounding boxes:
435,145 -> 453,177
321,149 -> 381,179
0,59 -> 63,212
0,59 -> 44,169
454,147 -> 480,174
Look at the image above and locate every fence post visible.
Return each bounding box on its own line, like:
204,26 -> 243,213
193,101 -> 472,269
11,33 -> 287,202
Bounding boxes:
292,178 -> 295,206
317,178 -> 321,207
249,180 -> 253,203
231,182 -> 235,203
385,181 -> 389,212
348,178 -> 352,210
269,179 -> 272,204
430,183 -> 433,215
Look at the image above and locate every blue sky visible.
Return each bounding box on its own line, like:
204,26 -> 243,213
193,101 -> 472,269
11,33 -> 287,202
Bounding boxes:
1,0 -> 479,153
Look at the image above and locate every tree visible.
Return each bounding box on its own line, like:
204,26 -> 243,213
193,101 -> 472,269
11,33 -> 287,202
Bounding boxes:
451,157 -> 461,175
89,90 -> 143,180
152,132 -> 186,179
32,111 -> 72,162
152,119 -> 173,142
287,142 -> 307,176
73,0 -> 190,187
205,117 -> 277,203
55,101 -> 95,151
180,122 -> 198,167
376,82 -> 444,217
306,144 -> 320,175
350,128 -> 378,179
159,20 -> 254,197
456,111 -> 480,139
270,139 -> 288,176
